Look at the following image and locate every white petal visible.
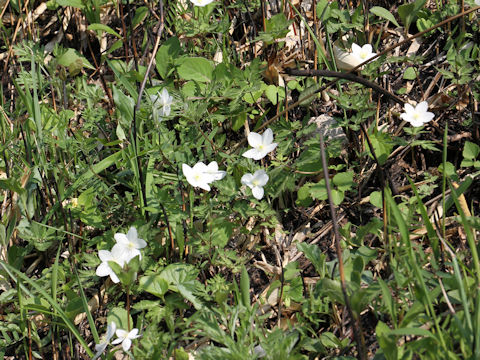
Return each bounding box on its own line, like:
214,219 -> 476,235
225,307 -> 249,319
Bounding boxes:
351,43 -> 361,55
107,322 -> 117,339
112,337 -> 123,345
128,328 -> 139,338
247,132 -> 263,148
242,148 -> 262,160
197,181 -> 211,191
127,227 -> 138,241
362,44 -> 373,55
193,162 -> 209,172
114,233 -> 129,246
252,186 -> 264,200
262,128 -> 274,145
422,112 -> 434,122
182,164 -> 193,178
262,143 -> 278,155
206,161 -> 219,172
122,337 -> 132,351
254,171 -> 269,186
109,272 -> 120,283
416,101 -> 429,113
132,237 -> 147,249
403,103 -> 415,114
241,173 -> 254,186
116,329 -> 128,339
96,262 -> 112,277
98,250 -> 113,262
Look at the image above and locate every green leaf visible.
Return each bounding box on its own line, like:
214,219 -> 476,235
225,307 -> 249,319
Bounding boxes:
332,171 -> 354,192
156,37 -> 181,79
403,67 -> 417,80
177,57 -> 214,83
87,23 -> 122,39
265,85 -> 278,105
463,141 -> 480,160
370,6 -> 400,27
56,48 -> 95,70
139,274 -> 169,298
309,180 -> 327,201
297,242 -> 326,278
369,190 -> 383,208
240,265 -> 250,308
56,0 -> 84,9
132,6 -> 148,29
108,307 -> 132,331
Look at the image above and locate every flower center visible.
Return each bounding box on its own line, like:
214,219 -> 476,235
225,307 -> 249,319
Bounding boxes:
194,173 -> 201,181
252,180 -> 260,186
359,51 -> 368,59
413,112 -> 420,120
258,144 -> 265,151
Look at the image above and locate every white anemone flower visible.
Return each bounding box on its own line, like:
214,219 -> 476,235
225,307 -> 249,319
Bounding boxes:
182,162 -> 216,191
400,101 -> 434,127
476,0 -> 480,6
92,322 -> 116,360
242,128 -> 278,160
205,161 -> 227,181
113,226 -> 147,263
333,41 -> 376,71
241,170 -> 269,200
112,328 -> 141,352
351,43 -> 376,63
96,247 -> 126,283
190,0 -> 215,6
151,88 -> 173,122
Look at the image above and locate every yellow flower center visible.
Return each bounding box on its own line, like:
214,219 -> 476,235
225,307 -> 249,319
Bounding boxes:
413,112 -> 420,120
252,180 -> 260,186
258,144 -> 265,151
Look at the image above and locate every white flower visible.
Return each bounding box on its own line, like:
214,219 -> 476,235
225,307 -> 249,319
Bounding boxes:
151,88 -> 173,122
400,101 -> 434,127
476,0 -> 480,6
113,226 -> 147,263
92,322 -> 116,360
241,170 -> 269,200
182,162 -> 216,191
242,128 -> 278,160
205,161 -> 226,181
351,43 -> 376,63
333,41 -> 376,71
190,0 -> 214,6
96,247 -> 126,283
112,328 -> 140,352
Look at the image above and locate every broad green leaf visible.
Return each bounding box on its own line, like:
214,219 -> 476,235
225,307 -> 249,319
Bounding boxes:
57,48 -> 95,70
265,85 -> 278,105
370,6 -> 400,27
156,37 -> 181,79
403,67 -> 417,80
108,307 -> 132,331
139,274 -> 169,298
463,141 -> 480,160
177,57 -> 214,83
332,171 -> 354,192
